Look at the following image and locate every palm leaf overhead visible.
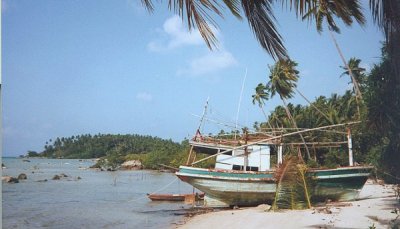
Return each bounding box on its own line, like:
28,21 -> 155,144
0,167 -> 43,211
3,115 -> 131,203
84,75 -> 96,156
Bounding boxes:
141,0 -> 288,60
240,0 -> 287,60
370,0 -> 399,44
369,0 -> 400,79
142,0 -> 369,61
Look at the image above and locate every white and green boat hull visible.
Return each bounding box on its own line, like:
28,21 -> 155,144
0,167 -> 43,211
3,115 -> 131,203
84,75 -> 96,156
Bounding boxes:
176,166 -> 373,207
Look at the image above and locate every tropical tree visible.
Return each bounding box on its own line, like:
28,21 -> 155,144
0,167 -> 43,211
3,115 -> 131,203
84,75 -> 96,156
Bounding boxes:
301,0 -> 365,119
266,59 -> 311,160
252,83 -> 269,117
340,58 -> 366,90
369,1 -> 400,181
252,83 -> 275,133
370,0 -> 400,81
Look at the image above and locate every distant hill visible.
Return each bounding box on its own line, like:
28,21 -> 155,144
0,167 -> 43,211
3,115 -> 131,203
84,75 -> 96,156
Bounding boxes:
32,134 -> 200,169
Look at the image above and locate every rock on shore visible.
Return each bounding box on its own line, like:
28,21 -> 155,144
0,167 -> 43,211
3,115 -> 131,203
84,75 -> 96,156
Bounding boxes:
2,176 -> 19,183
120,160 -> 142,170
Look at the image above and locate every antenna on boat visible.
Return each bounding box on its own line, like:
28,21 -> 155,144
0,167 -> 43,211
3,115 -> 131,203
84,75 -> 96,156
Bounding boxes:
235,68 -> 247,140
197,97 -> 209,134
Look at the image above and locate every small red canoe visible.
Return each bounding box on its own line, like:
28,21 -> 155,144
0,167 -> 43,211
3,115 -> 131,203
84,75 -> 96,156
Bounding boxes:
147,193 -> 205,201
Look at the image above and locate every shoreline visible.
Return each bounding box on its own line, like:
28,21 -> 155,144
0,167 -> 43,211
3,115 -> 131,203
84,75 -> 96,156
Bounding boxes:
177,180 -> 400,229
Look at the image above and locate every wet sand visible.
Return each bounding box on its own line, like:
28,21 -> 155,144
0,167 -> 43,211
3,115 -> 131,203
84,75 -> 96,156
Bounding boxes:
178,180 -> 400,229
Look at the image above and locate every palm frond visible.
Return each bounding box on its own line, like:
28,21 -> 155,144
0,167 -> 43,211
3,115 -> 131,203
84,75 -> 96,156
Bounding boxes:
222,0 -> 242,19
141,0 -> 154,12
300,0 -> 365,33
272,155 -> 312,210
241,0 -> 288,60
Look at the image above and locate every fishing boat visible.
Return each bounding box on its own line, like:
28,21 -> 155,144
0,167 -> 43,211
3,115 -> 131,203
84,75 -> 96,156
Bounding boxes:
147,193 -> 204,201
176,123 -> 373,207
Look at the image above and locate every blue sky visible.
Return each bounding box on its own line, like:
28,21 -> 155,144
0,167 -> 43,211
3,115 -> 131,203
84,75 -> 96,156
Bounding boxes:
2,0 -> 383,156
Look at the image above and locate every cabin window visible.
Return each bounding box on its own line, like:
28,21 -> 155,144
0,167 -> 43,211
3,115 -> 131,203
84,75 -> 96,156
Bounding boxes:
247,166 -> 259,172
232,165 -> 259,172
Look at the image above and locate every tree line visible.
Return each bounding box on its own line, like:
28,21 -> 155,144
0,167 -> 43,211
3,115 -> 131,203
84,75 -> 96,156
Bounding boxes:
248,45 -> 399,182
30,134 -> 188,169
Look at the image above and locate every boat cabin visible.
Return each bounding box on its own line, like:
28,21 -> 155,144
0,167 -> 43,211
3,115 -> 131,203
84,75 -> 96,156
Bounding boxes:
190,141 -> 273,172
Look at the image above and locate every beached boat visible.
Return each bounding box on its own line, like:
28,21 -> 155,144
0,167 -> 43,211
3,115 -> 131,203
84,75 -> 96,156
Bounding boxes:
176,123 -> 373,207
147,193 -> 204,201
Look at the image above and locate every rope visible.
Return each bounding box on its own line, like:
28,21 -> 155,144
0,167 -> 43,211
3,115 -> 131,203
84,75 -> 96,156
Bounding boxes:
126,177 -> 179,203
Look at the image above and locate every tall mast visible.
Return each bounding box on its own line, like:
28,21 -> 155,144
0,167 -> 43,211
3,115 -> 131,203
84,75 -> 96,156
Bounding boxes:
235,68 -> 247,140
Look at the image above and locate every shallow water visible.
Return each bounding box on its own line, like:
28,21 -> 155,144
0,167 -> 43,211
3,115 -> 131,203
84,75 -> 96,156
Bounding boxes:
2,158 -> 196,229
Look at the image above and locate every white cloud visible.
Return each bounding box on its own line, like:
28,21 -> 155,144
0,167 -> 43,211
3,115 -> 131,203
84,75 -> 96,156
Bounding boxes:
136,92 -> 153,102
148,15 -> 237,76
147,15 -> 205,52
177,50 -> 237,76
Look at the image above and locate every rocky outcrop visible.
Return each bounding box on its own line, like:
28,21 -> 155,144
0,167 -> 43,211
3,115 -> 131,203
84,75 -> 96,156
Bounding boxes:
17,173 -> 27,180
52,175 -> 61,180
2,176 -> 19,183
120,160 -> 142,170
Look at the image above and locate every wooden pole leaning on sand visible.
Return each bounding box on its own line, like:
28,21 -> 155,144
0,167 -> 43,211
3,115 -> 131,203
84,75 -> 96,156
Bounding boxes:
191,121 -> 361,166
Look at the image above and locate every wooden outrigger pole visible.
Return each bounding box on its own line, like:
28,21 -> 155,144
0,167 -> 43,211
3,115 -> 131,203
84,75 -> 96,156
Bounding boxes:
191,121 -> 361,166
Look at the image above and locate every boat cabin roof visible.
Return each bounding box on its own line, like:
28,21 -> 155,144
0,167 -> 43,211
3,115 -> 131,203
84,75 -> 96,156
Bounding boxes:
190,141 -> 234,155
190,140 -> 270,155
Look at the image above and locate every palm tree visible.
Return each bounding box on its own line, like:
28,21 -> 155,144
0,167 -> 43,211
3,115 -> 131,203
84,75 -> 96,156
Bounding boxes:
252,83 -> 269,116
370,0 -> 400,81
340,58 -> 366,90
266,59 -> 311,160
252,83 -> 274,133
301,0 -> 365,119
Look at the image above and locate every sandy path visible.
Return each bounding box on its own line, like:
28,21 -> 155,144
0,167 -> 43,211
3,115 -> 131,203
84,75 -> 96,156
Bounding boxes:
178,181 -> 399,229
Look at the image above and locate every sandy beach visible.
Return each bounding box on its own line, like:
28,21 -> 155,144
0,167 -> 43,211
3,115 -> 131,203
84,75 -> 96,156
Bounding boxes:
179,180 -> 399,229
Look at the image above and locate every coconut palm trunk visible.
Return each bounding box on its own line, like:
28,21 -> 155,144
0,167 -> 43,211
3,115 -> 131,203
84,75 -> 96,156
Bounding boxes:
260,107 -> 276,135
328,29 -> 362,119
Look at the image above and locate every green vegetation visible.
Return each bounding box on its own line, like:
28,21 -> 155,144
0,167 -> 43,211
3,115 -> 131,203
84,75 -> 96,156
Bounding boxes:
251,45 -> 400,182
32,134 -> 193,170
32,134 -> 216,170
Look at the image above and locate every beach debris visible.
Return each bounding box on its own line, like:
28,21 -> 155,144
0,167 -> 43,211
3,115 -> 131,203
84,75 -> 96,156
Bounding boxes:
17,173 -> 27,180
2,163 -> 6,169
77,176 -> 82,180
256,204 -> 272,212
316,207 -> 332,214
37,179 -> 48,182
2,176 -> 19,183
60,173 -> 68,178
22,159 -> 31,162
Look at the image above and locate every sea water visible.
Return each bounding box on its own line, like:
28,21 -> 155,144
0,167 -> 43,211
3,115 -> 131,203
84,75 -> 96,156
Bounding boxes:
2,158 -> 196,229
